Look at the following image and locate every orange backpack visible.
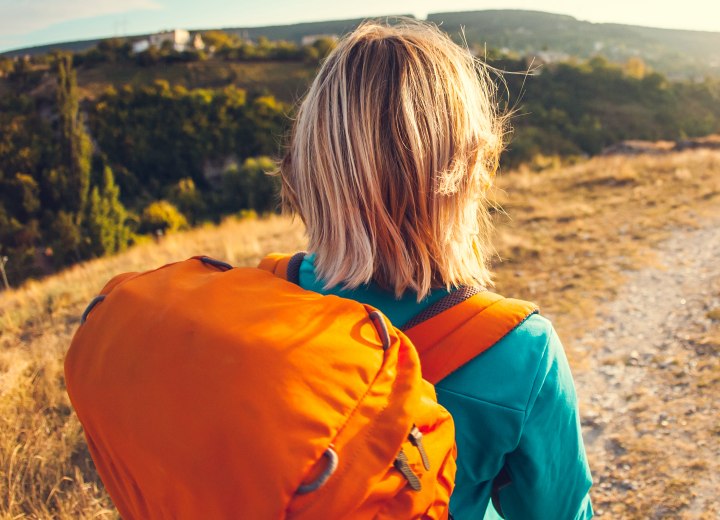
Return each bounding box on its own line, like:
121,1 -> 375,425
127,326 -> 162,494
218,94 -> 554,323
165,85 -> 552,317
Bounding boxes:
65,254 -> 536,519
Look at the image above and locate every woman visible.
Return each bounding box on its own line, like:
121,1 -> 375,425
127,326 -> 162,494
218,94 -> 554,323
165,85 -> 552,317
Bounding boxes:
276,20 -> 594,519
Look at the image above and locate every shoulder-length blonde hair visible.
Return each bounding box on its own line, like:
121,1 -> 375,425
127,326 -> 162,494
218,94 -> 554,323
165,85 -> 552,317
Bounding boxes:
279,19 -> 504,299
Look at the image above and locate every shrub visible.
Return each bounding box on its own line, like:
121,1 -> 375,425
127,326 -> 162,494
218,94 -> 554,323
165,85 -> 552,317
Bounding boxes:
139,200 -> 189,234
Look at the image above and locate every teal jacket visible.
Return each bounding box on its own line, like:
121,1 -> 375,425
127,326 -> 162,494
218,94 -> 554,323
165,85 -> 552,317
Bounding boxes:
298,255 -> 593,519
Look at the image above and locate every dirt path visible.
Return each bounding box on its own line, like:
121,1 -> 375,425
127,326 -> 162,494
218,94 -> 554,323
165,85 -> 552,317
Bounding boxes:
574,222 -> 720,519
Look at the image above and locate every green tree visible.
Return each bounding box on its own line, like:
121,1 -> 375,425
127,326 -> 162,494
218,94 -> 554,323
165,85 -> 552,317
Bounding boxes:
166,177 -> 205,224
202,31 -> 240,51
56,53 -> 92,225
312,37 -> 337,61
219,156 -> 278,213
83,166 -> 132,256
48,211 -> 82,266
5,173 -> 40,219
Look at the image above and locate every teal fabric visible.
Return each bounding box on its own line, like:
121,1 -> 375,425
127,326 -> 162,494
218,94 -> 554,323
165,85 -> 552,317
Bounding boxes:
299,254 -> 593,519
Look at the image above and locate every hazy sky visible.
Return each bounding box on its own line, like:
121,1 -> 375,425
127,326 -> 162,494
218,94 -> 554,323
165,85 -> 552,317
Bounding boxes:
1,0 -> 719,53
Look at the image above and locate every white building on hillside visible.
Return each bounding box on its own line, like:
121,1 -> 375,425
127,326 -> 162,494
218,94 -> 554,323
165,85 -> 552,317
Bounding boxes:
132,30 -> 204,53
301,34 -> 338,46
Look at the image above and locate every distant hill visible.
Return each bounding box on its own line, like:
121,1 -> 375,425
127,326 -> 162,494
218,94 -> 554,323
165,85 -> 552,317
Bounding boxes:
222,16 -> 406,43
2,37 -> 109,57
3,10 -> 720,79
427,10 -> 720,79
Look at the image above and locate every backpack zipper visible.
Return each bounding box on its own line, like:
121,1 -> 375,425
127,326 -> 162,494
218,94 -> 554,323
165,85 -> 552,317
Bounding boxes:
408,425 -> 430,471
393,449 -> 422,491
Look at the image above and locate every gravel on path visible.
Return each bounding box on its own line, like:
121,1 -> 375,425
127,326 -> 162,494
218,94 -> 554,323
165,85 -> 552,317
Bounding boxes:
574,222 -> 720,519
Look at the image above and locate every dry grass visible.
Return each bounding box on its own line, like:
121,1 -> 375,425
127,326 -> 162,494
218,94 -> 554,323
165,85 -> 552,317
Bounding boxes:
492,149 -> 720,346
1,149 -> 719,517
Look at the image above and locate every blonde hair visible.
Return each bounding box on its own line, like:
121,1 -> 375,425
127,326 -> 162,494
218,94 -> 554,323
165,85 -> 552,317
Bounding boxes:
279,19 -> 504,299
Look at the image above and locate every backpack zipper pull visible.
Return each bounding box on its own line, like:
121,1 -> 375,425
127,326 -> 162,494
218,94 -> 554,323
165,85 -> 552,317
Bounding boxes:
409,425 -> 430,471
394,449 -> 422,491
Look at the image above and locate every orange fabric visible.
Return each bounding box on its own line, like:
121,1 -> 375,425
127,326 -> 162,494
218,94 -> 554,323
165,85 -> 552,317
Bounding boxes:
65,256 -> 456,519
100,271 -> 140,294
258,252 -> 292,280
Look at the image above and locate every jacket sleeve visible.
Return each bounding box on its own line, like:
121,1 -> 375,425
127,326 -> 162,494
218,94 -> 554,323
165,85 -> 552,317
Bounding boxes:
493,323 -> 593,520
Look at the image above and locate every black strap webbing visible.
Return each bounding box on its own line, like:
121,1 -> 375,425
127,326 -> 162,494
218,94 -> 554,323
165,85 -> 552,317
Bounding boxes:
286,252 -> 306,285
491,466 -> 512,518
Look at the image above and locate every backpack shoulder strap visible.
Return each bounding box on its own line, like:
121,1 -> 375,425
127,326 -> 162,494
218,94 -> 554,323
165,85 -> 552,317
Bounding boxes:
258,252 -> 305,284
403,289 -> 538,384
258,253 -> 537,384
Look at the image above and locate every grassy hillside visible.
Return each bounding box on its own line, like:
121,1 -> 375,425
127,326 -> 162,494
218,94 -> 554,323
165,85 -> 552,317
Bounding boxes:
1,38 -> 111,59
76,60 -> 315,102
1,147 -> 719,517
0,57 -> 315,103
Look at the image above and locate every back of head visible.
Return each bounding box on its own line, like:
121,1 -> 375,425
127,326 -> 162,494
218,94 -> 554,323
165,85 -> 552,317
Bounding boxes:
280,19 -> 503,299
